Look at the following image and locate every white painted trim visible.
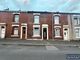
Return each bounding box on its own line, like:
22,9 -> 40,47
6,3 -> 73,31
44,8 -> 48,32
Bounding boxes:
63,28 -> 69,41
20,23 -> 27,39
72,15 -> 80,17
54,26 -> 61,28
42,24 -> 48,27
42,24 -> 48,40
33,25 -> 40,37
55,36 -> 62,38
0,25 -> 6,38
63,25 -> 69,28
0,23 -> 6,25
32,35 -> 40,37
21,23 -> 27,26
11,35 -> 19,37
33,25 -> 40,27
12,25 -> 19,26
75,37 -> 80,38
33,13 -> 40,15
74,27 -> 80,28
53,14 -> 61,16
12,13 -> 20,14
20,26 -> 22,39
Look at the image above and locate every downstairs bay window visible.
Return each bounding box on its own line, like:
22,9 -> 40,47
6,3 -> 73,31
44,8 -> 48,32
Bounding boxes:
11,27 -> 19,37
75,28 -> 80,38
33,25 -> 40,37
54,28 -> 61,37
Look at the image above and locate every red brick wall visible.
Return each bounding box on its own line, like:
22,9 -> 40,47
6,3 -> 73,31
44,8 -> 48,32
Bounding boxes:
0,11 -> 68,40
40,13 -> 52,39
53,14 -> 68,40
26,13 -> 52,39
0,12 -> 13,38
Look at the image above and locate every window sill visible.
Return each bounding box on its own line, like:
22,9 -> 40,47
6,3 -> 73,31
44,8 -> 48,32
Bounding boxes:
33,23 -> 40,24
54,24 -> 61,25
75,37 -> 80,38
55,36 -> 62,38
32,35 -> 40,37
12,22 -> 19,23
11,35 -> 19,37
74,24 -> 80,26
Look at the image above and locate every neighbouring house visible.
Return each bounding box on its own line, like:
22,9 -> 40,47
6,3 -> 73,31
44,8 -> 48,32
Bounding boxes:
70,14 -> 80,40
0,10 -> 80,41
52,13 -> 69,41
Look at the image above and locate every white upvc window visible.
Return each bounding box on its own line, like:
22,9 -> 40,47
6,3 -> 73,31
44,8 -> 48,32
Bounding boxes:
54,16 -> 59,24
34,16 -> 39,24
73,16 -> 80,25
14,15 -> 19,23
54,28 -> 60,37
75,28 -> 80,38
14,27 -> 18,35
33,25 -> 40,37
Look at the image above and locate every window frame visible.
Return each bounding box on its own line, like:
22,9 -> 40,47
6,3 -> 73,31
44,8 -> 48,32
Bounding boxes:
73,15 -> 80,25
13,14 -> 19,23
54,15 -> 60,24
33,15 -> 40,24
75,28 -> 80,38
54,28 -> 61,37
13,27 -> 19,35
33,25 -> 40,37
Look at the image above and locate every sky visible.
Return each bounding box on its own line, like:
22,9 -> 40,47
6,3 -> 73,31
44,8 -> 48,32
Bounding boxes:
0,0 -> 80,13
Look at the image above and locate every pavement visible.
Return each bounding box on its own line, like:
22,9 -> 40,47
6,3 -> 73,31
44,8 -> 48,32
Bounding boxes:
0,38 -> 80,47
0,38 -> 80,60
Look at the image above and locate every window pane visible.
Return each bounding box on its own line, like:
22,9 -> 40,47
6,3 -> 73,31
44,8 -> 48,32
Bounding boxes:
14,15 -> 19,23
33,27 -> 40,36
55,28 -> 60,36
14,27 -> 18,35
54,16 -> 59,24
75,28 -> 80,37
34,16 -> 39,24
74,17 -> 78,25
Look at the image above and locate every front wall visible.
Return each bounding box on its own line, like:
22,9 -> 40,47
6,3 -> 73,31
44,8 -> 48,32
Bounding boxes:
40,14 -> 52,39
53,14 -> 68,40
27,13 -> 52,39
0,12 -> 13,38
0,11 -> 70,40
71,15 -> 80,40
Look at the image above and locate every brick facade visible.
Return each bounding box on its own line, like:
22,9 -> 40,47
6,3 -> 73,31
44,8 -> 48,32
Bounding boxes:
0,11 -> 80,40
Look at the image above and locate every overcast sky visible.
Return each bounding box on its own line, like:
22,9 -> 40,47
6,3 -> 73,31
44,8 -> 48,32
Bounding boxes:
0,0 -> 80,12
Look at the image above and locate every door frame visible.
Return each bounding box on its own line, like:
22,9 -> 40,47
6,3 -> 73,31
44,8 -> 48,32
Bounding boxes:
42,24 -> 48,40
20,23 -> 27,39
63,28 -> 69,41
0,23 -> 6,38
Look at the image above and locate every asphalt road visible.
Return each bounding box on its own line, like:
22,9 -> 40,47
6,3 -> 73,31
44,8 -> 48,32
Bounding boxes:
0,45 -> 80,60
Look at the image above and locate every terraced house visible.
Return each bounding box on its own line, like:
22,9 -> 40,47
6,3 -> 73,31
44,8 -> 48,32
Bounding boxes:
0,10 -> 80,41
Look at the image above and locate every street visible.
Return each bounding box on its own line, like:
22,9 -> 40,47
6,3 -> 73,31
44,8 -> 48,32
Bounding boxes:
0,45 -> 80,60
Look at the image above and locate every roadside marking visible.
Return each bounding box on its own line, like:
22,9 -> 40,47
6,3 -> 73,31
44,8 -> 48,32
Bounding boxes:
46,46 -> 59,50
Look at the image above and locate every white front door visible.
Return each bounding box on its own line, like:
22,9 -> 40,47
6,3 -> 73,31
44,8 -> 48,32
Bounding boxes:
1,26 -> 6,38
63,28 -> 69,40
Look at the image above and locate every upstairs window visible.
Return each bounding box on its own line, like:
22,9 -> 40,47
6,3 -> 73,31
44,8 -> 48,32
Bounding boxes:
54,16 -> 59,24
73,16 -> 80,25
34,16 -> 39,24
14,14 -> 19,23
